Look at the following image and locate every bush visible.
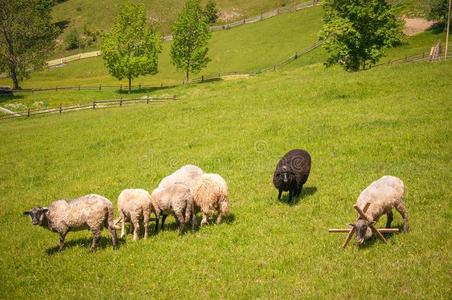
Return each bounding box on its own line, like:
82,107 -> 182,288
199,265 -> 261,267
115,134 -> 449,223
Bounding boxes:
204,0 -> 218,24
65,29 -> 81,50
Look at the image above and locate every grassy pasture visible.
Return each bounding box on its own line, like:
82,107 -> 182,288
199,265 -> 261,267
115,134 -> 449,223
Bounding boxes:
0,60 -> 451,298
0,15 -> 445,111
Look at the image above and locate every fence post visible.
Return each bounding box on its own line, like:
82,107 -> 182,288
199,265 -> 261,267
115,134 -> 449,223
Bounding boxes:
147,95 -> 149,104
295,52 -> 298,59
78,85 -> 80,91
93,101 -> 96,109
120,97 -> 123,107
59,104 -> 62,114
202,75 -> 204,82
161,82 -> 163,88
27,109 -> 30,117
243,18 -> 245,24
56,86 -> 58,91
139,83 -> 141,90
273,65 -> 276,71
120,84 -> 122,91
99,84 -> 101,91
405,55 -> 407,62
173,95 -> 176,100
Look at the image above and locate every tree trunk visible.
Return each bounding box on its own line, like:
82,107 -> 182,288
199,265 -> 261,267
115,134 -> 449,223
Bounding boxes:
128,76 -> 131,94
186,67 -> 189,82
2,28 -> 20,89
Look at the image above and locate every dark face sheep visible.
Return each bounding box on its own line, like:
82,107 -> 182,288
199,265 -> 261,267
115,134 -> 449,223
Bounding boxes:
353,219 -> 373,244
23,207 -> 48,226
273,149 -> 311,202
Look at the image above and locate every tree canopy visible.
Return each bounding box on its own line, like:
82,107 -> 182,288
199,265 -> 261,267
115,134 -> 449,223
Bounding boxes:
170,0 -> 211,81
0,0 -> 57,89
319,0 -> 404,71
101,2 -> 161,92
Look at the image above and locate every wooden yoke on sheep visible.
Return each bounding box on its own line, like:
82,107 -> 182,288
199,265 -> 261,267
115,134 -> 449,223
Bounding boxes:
329,203 -> 399,248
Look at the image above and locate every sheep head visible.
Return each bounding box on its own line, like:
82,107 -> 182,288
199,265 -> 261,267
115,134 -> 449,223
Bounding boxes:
350,220 -> 374,244
23,207 -> 48,225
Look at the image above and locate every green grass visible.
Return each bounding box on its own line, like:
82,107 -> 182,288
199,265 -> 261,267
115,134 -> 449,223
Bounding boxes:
51,0 -> 307,57
0,59 -> 451,298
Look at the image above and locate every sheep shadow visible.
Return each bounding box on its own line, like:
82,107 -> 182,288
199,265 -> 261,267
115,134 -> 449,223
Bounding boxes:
357,224 -> 405,249
278,186 -> 317,206
45,236 -> 118,255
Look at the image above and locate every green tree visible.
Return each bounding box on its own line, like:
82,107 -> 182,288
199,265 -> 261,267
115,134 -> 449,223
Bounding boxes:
66,29 -> 81,50
0,0 -> 57,89
204,0 -> 219,24
101,2 -> 161,93
171,0 -> 211,81
319,0 -> 403,71
427,0 -> 450,30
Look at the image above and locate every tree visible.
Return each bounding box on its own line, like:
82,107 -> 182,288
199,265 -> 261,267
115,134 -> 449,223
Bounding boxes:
204,0 -> 219,24
101,2 -> 161,93
171,0 -> 211,81
0,0 -> 57,89
319,0 -> 404,71
66,29 -> 81,50
427,0 -> 450,30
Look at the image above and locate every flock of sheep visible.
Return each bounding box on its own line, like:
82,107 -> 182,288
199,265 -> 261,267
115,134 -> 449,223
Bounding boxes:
23,148 -> 409,251
23,165 -> 228,251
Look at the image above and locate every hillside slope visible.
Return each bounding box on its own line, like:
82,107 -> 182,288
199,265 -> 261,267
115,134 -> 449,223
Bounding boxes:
52,0 -> 306,57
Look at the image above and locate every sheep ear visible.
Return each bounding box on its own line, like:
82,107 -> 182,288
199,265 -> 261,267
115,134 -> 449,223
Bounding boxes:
23,211 -> 30,216
370,221 -> 376,226
42,207 -> 49,213
347,223 -> 356,228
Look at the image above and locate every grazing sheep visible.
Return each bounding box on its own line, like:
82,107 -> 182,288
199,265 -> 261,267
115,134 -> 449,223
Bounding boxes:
150,183 -> 197,234
352,175 -> 409,244
23,194 -> 118,251
273,149 -> 311,202
158,164 -> 204,189
116,189 -> 153,241
192,173 -> 229,226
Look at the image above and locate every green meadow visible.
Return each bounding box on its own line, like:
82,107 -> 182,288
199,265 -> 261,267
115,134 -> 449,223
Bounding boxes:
0,59 -> 451,298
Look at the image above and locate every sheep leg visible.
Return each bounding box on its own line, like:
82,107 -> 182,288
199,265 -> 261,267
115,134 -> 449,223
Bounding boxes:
174,211 -> 185,235
288,189 -> 293,202
108,225 -> 118,249
201,213 -> 209,226
216,211 -> 223,225
386,211 -> 394,228
131,217 -> 140,241
120,212 -> 126,239
278,189 -> 282,200
297,184 -> 303,196
161,214 -> 168,231
129,222 -> 134,234
395,202 -> 409,233
58,231 -> 67,251
143,212 -> 149,239
90,228 -> 101,251
191,211 -> 197,233
154,210 -> 160,233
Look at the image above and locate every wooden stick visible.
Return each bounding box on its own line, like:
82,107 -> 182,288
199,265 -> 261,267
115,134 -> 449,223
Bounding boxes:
342,227 -> 355,248
329,228 -> 399,233
370,225 -> 387,243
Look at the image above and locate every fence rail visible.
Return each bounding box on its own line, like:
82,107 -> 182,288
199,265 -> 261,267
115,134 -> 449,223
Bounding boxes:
0,95 -> 177,120
373,50 -> 452,68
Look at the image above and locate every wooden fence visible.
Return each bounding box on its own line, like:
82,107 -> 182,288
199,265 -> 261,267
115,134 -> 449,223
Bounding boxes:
373,49 -> 452,68
0,95 -> 177,120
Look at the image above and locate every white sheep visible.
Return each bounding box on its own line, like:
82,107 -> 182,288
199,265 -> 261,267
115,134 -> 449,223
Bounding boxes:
158,164 -> 204,189
23,194 -> 118,251
116,189 -> 153,241
192,173 -> 229,226
352,175 -> 409,244
150,183 -> 197,234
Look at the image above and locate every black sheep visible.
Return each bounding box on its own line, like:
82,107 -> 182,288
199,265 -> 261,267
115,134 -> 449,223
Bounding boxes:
273,149 -> 311,202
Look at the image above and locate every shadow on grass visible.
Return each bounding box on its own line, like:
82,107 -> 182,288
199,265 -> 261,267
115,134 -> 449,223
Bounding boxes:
426,22 -> 447,35
116,85 -> 175,95
0,94 -> 25,104
278,186 -> 317,206
46,235 -> 118,255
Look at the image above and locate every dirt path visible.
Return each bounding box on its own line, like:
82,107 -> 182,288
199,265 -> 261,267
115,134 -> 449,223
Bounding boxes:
404,18 -> 436,36
0,106 -> 20,116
